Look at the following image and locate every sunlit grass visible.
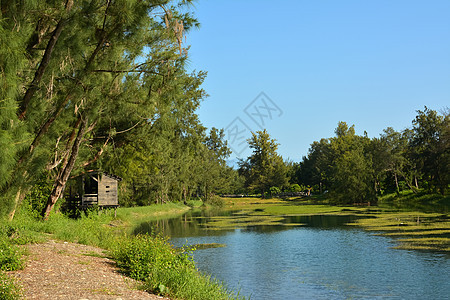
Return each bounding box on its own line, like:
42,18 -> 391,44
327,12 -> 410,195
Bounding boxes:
394,237 -> 450,251
203,214 -> 288,230
346,211 -> 450,252
116,203 -> 190,227
381,229 -> 450,236
264,205 -> 366,215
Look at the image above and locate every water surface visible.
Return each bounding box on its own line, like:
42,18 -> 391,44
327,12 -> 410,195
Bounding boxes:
139,211 -> 450,299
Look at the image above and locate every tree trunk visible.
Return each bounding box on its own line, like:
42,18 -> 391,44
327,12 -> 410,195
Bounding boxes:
18,0 -> 73,119
9,188 -> 24,221
42,117 -> 87,220
19,20 -> 65,119
394,172 -> 399,194
183,185 -> 187,205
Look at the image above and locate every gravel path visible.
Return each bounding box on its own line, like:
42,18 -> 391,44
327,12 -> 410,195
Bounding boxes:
9,240 -> 169,300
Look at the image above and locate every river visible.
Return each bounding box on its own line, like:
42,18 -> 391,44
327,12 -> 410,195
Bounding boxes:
137,211 -> 450,300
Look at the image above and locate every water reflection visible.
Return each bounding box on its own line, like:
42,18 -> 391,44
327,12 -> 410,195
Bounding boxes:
134,210 -> 359,237
134,209 -> 450,299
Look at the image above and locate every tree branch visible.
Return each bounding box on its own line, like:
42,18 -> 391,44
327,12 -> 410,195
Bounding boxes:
18,0 -> 73,120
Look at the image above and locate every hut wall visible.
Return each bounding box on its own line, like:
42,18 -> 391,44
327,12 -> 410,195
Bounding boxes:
98,175 -> 118,206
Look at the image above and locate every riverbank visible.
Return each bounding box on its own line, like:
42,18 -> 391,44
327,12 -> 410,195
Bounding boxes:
1,203 -> 243,300
2,194 -> 448,299
10,239 -> 168,299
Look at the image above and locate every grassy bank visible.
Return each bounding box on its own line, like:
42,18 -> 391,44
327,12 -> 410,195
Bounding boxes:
0,204 -> 244,300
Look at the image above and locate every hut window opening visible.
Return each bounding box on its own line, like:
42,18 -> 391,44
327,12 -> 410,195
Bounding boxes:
84,175 -> 98,195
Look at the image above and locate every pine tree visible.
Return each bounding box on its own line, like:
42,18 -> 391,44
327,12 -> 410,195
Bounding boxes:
238,130 -> 288,197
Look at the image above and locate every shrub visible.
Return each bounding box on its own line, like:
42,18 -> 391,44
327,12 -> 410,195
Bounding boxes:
113,234 -> 194,281
0,236 -> 23,272
289,184 -> 302,193
206,195 -> 225,208
269,186 -> 281,196
113,234 -> 243,300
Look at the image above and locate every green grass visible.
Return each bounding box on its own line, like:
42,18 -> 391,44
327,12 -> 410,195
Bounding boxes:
115,203 -> 191,229
0,227 -> 25,300
0,271 -> 22,300
346,211 -> 450,252
264,204 -> 366,215
113,234 -> 243,299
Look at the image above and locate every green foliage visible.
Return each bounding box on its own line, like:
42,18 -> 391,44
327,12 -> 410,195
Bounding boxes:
289,184 -> 303,193
270,186 -> 281,196
293,108 -> 449,204
144,265 -> 241,300
23,175 -> 54,217
0,0 -> 221,218
238,130 -> 289,196
113,234 -> 242,299
0,271 -> 22,300
0,233 -> 23,272
205,194 -> 226,208
113,234 -> 194,281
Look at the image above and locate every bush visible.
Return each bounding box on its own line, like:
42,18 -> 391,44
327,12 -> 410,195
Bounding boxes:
206,195 -> 225,208
289,184 -> 302,193
23,176 -> 53,218
0,236 -> 23,272
269,186 -> 281,196
113,234 -> 243,300
113,234 -> 194,281
145,265 -> 237,300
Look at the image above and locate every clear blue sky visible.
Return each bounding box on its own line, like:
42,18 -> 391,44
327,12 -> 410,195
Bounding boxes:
184,0 -> 450,163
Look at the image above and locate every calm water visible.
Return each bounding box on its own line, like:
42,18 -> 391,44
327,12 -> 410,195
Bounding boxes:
138,211 -> 450,300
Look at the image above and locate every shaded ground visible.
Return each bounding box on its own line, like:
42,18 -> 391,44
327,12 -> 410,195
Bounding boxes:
9,240 -> 169,300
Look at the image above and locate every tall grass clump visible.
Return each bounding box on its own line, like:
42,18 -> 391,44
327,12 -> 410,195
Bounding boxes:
113,234 -> 244,300
0,226 -> 24,300
0,229 -> 24,271
0,271 -> 22,300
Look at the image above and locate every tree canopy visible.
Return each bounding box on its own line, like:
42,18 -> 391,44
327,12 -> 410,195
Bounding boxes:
0,0 -> 235,219
238,130 -> 289,197
292,107 -> 449,204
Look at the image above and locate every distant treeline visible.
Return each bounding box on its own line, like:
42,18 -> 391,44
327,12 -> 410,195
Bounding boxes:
236,107 -> 449,204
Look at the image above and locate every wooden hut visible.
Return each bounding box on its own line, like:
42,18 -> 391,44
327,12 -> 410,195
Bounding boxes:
67,172 -> 122,210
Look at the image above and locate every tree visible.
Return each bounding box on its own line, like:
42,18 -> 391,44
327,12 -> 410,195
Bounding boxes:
294,138 -> 332,193
238,130 -> 288,197
409,107 -> 449,194
295,122 -> 375,204
328,122 -> 375,204
0,0 -> 203,219
199,128 -> 232,202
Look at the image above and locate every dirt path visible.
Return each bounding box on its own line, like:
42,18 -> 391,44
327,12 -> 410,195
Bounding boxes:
9,240 -> 169,300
